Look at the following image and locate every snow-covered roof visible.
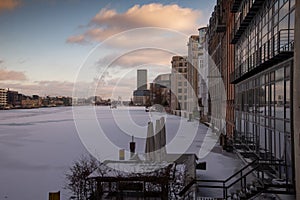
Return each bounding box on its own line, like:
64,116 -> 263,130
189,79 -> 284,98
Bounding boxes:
88,161 -> 173,179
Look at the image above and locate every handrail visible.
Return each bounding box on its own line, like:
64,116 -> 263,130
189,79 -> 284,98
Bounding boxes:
179,157 -> 291,199
226,164 -> 260,189
178,179 -> 196,196
179,158 -> 260,198
224,159 -> 258,182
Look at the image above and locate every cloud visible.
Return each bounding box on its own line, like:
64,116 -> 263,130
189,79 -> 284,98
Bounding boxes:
66,35 -> 88,44
0,80 -> 82,97
0,60 -> 4,64
97,49 -> 173,69
0,79 -> 134,100
67,3 -> 204,44
0,69 -> 27,81
0,0 -> 21,12
92,4 -> 201,32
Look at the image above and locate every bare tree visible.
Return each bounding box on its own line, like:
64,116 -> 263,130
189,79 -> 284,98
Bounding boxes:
65,155 -> 99,200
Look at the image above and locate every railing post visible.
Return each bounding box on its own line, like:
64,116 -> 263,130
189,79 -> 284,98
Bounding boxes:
240,171 -> 243,188
223,182 -> 226,199
278,30 -> 281,53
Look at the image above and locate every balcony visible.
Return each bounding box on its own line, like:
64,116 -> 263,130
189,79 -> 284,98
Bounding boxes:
209,3 -> 226,34
231,29 -> 294,84
216,21 -> 226,33
231,0 -> 242,13
231,0 -> 265,44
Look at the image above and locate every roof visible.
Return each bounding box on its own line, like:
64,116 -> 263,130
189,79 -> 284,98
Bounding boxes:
88,161 -> 173,179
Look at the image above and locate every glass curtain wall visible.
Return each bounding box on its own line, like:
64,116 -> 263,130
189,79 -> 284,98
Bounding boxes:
235,59 -> 292,182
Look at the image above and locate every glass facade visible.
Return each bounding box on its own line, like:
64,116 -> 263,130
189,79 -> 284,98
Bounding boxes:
235,59 -> 293,182
233,0 -> 295,186
233,0 -> 295,81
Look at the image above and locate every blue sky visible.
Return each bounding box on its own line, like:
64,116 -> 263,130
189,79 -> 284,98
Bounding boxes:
0,0 -> 215,99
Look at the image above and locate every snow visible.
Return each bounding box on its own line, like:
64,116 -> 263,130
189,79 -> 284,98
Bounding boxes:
0,107 -> 88,200
88,161 -> 172,178
0,106 -> 244,199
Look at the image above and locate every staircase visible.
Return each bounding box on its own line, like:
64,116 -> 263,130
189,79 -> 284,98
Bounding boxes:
179,157 -> 294,199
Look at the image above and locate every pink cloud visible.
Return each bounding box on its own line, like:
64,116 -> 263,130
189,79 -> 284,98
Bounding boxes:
66,35 -> 88,44
98,49 -> 173,69
0,69 -> 27,81
67,3 -> 204,44
0,0 -> 21,12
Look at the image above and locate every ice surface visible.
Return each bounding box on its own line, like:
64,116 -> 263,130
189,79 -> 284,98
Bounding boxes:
0,106 -> 244,199
0,107 -> 88,200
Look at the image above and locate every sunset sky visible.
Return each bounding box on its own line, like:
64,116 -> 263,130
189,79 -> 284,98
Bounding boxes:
0,0 -> 215,99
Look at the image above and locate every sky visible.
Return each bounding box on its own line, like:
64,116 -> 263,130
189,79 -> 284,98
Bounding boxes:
0,0 -> 215,100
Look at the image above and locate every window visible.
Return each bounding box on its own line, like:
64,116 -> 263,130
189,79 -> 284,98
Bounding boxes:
290,10 -> 295,29
275,81 -> 284,119
275,68 -> 284,80
290,0 -> 295,8
285,66 -> 290,78
279,15 -> 289,30
285,80 -> 290,105
279,2 -> 289,21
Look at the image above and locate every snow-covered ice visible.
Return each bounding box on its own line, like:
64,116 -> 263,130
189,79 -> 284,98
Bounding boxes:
0,106 -> 244,199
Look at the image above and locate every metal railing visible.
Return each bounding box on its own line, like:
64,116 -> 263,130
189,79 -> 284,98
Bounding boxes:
231,0 -> 266,43
179,159 -> 260,199
230,29 -> 294,83
179,158 -> 293,199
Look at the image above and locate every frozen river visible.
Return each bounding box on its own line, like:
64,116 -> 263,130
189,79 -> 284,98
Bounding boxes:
0,106 -> 243,199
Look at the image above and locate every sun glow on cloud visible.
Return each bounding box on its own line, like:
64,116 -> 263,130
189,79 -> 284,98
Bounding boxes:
0,0 -> 21,12
0,69 -> 27,81
67,3 -> 204,44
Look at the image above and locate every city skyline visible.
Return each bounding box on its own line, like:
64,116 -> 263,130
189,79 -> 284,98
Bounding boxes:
0,0 -> 215,99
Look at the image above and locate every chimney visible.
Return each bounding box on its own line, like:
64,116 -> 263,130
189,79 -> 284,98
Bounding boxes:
130,135 -> 136,158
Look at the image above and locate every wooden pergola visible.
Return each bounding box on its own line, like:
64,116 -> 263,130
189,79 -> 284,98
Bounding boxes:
88,161 -> 174,200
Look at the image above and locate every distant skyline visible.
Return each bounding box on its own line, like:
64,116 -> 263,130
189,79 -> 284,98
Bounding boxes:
0,0 -> 215,99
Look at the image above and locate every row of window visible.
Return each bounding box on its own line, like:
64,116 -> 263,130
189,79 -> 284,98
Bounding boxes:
177,63 -> 188,67
178,95 -> 187,101
234,0 -> 295,78
178,82 -> 188,87
235,61 -> 291,120
235,61 -> 292,180
177,88 -> 187,94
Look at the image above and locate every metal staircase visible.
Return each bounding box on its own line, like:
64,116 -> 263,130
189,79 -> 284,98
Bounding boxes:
179,150 -> 294,199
